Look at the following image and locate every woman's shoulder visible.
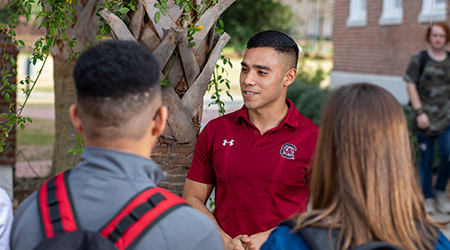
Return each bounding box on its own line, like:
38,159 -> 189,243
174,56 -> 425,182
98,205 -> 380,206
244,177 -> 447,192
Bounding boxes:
261,221 -> 310,250
435,232 -> 450,250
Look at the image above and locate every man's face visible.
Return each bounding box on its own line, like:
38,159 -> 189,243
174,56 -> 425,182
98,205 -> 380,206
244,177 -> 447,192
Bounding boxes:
240,47 -> 291,111
429,25 -> 447,50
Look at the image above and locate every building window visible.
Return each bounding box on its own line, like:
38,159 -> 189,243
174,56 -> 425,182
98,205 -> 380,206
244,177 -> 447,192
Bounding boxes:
346,0 -> 367,27
418,0 -> 447,23
379,0 -> 403,25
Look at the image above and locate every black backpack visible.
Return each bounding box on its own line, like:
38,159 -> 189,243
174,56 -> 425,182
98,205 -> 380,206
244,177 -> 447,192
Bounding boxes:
281,220 -> 404,250
34,170 -> 187,250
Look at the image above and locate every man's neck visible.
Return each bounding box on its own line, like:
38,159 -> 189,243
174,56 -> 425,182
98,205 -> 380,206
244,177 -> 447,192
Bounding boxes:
248,101 -> 289,135
85,138 -> 154,159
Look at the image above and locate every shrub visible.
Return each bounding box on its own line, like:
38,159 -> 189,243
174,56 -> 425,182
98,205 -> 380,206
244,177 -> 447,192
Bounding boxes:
287,80 -> 328,126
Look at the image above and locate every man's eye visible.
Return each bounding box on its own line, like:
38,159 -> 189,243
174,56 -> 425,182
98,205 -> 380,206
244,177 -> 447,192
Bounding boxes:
258,71 -> 267,75
241,68 -> 248,72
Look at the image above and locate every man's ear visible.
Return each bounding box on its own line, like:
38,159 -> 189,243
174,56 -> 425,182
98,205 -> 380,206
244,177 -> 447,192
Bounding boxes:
152,106 -> 168,136
69,104 -> 83,134
283,68 -> 297,87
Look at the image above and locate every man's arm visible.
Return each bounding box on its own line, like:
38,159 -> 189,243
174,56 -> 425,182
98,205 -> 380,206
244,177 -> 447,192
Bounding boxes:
406,82 -> 430,129
183,179 -> 249,250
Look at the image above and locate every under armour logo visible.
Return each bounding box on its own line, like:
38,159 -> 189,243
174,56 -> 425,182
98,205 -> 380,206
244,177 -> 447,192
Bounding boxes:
280,143 -> 297,159
223,139 -> 234,146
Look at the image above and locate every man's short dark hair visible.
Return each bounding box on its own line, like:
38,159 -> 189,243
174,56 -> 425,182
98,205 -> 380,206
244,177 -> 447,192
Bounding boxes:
73,40 -> 161,140
246,30 -> 299,69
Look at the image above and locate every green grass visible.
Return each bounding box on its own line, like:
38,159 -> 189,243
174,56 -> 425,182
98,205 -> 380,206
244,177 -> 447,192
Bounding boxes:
16,118 -> 54,146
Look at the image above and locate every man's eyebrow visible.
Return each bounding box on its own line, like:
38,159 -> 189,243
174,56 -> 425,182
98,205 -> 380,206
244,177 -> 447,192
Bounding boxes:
240,62 -> 272,71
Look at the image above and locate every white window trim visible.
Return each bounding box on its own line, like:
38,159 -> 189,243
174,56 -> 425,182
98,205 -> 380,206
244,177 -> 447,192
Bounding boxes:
379,0 -> 403,25
346,0 -> 367,27
418,0 -> 447,23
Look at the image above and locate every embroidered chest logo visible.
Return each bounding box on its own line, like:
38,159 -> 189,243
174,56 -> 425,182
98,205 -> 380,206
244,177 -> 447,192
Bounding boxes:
223,139 -> 235,146
280,144 -> 297,159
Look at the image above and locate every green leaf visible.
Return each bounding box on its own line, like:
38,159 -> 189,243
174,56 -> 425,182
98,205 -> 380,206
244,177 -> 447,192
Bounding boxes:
154,11 -> 161,23
160,8 -> 166,16
119,7 -> 130,14
20,123 -> 25,130
4,93 -> 10,103
189,42 -> 196,47
184,5 -> 190,12
26,117 -> 33,122
19,40 -> 25,46
154,3 -> 161,8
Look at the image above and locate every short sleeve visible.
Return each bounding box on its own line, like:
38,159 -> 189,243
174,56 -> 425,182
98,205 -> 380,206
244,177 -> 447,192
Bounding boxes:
403,53 -> 421,85
186,124 -> 217,184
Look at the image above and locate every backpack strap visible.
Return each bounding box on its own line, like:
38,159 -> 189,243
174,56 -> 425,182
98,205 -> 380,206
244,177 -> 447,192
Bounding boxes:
418,50 -> 430,82
100,187 -> 187,250
38,170 -> 78,238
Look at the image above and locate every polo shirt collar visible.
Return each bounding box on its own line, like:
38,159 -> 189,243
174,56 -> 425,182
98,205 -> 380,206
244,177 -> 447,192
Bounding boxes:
235,98 -> 302,128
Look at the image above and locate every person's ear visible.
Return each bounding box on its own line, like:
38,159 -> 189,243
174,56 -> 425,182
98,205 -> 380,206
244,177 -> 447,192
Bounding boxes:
69,104 -> 84,134
152,106 -> 168,136
283,68 -> 297,87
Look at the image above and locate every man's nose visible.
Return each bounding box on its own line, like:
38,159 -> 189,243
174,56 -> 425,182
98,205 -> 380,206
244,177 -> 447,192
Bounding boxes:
242,72 -> 257,86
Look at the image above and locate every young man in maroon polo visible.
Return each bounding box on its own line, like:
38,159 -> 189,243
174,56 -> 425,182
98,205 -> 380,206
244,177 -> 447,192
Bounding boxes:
183,30 -> 319,250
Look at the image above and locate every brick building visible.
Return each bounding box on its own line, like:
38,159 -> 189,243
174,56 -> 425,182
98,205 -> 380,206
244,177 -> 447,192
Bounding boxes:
331,0 -> 448,104
0,32 -> 18,198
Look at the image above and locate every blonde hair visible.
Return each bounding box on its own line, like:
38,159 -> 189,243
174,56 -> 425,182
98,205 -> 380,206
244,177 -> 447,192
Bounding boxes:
295,83 -> 441,249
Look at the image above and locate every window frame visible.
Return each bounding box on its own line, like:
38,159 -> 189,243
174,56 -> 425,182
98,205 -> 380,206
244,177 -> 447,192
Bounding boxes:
418,0 -> 447,23
379,0 -> 403,26
346,0 -> 367,27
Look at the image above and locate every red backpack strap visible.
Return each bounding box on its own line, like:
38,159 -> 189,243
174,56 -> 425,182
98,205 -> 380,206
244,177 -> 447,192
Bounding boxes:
100,187 -> 187,250
38,170 -> 78,238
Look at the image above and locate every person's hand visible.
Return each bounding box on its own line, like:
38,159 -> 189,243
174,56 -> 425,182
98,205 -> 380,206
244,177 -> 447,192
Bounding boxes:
224,235 -> 251,250
417,113 -> 430,129
245,230 -> 272,250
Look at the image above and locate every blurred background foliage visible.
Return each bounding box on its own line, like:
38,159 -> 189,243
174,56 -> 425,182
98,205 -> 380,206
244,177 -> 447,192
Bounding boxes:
221,0 -> 296,51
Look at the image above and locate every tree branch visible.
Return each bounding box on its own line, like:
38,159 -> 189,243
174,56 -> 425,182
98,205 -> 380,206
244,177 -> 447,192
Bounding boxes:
130,0 -> 145,38
182,32 -> 231,118
193,0 -> 235,51
98,9 -> 136,41
142,0 -> 175,39
161,87 -> 197,144
178,33 -> 200,87
153,28 -> 181,71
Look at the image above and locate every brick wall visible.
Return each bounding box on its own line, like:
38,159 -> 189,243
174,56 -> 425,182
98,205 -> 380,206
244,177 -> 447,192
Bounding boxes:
0,32 -> 18,197
333,0 -> 439,76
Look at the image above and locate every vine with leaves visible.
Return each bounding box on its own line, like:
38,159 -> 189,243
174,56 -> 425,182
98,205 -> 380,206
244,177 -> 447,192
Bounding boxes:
0,0 -> 233,155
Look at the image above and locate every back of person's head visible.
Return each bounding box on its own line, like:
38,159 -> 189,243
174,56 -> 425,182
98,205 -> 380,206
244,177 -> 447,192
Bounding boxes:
246,30 -> 299,69
73,40 -> 161,141
425,22 -> 450,43
298,83 -> 439,249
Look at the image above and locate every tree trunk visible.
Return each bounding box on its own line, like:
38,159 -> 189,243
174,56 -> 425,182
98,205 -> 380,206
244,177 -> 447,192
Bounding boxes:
51,58 -> 78,175
100,0 -> 235,195
50,0 -> 100,174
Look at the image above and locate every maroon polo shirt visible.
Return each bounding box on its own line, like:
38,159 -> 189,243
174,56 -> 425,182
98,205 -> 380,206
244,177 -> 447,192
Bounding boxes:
187,98 -> 319,237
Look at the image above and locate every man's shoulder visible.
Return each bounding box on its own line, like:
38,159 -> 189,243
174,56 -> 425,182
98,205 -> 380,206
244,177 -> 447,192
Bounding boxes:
203,108 -> 243,130
293,111 -> 320,136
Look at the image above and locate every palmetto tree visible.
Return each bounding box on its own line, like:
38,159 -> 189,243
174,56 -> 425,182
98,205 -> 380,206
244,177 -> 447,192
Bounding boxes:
52,0 -> 234,195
